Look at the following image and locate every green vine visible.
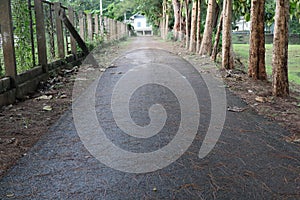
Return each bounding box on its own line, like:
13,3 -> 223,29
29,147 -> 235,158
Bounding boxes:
0,47 -> 3,77
12,0 -> 35,74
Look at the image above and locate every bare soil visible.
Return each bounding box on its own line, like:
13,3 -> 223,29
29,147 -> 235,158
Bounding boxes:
0,37 -> 299,179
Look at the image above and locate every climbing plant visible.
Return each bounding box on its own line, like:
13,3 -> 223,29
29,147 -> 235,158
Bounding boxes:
0,48 -> 3,77
12,0 -> 35,73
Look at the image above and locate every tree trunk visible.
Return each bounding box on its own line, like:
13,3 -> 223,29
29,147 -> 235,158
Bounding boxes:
211,13 -> 223,62
248,0 -> 267,80
179,0 -> 184,41
172,0 -> 181,40
162,0 -> 167,39
189,0 -> 198,52
165,12 -> 169,38
196,0 -> 202,52
222,0 -> 234,69
199,0 -> 216,56
184,0 -> 191,49
212,3 -> 220,29
272,0 -> 289,96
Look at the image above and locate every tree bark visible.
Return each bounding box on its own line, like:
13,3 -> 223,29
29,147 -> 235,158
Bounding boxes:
272,0 -> 289,96
199,0 -> 216,56
179,0 -> 184,41
162,0 -> 167,39
165,12 -> 169,38
248,0 -> 267,80
184,0 -> 191,49
189,0 -> 198,52
222,0 -> 234,69
172,0 -> 181,40
211,13 -> 223,62
196,0 -> 202,52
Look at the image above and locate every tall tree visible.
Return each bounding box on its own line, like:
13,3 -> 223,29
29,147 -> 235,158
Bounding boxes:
184,0 -> 191,49
248,0 -> 267,80
162,0 -> 167,39
189,0 -> 198,52
211,13 -> 223,62
172,0 -> 181,40
272,0 -> 289,96
179,0 -> 184,41
199,0 -> 216,56
196,0 -> 202,52
222,0 -> 234,69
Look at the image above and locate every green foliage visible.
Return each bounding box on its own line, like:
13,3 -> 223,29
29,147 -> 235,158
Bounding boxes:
290,18 -> 300,33
233,44 -> 300,85
12,0 -> 34,73
0,49 -> 4,77
167,31 -> 174,40
290,0 -> 300,22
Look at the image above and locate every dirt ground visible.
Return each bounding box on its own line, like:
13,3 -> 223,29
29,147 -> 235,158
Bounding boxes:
0,37 -> 299,178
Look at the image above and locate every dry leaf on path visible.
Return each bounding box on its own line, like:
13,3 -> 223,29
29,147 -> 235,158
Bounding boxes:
255,96 -> 267,103
43,105 -> 53,111
227,106 -> 247,112
35,95 -> 52,101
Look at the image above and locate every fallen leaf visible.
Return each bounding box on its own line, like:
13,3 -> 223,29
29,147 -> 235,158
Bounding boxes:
294,139 -> 300,143
227,106 -> 247,112
35,95 -> 52,100
107,64 -> 117,68
60,95 -> 67,99
255,96 -> 267,103
43,105 -> 53,111
6,193 -> 14,197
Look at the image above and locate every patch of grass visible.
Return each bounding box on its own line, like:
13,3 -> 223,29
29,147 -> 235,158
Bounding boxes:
233,44 -> 300,85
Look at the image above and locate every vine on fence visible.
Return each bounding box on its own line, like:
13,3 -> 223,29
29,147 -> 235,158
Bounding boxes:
12,0 -> 35,73
0,46 -> 3,77
44,3 -> 57,61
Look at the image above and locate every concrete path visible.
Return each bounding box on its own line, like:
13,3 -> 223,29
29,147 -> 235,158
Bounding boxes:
0,37 -> 299,199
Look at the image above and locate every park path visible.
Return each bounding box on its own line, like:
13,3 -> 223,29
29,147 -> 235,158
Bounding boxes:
0,37 -> 299,199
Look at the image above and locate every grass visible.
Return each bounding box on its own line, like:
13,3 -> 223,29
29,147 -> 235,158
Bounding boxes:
233,44 -> 300,85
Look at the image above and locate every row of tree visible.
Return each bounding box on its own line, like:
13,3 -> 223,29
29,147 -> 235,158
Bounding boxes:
53,0 -> 299,97
159,0 -> 299,97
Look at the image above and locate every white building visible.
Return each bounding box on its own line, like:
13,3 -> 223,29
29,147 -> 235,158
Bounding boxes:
130,14 -> 153,36
234,17 -> 251,32
234,16 -> 274,33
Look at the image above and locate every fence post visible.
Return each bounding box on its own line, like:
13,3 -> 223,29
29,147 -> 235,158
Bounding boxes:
34,0 -> 48,73
87,14 -> 93,41
0,0 -> 17,83
100,15 -> 104,35
68,7 -> 77,56
54,2 -> 65,58
110,19 -> 114,40
95,14 -> 99,36
104,17 -> 109,41
79,12 -> 85,40
115,20 -> 118,40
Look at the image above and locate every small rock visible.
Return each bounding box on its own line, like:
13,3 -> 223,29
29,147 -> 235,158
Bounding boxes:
153,187 -> 157,192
